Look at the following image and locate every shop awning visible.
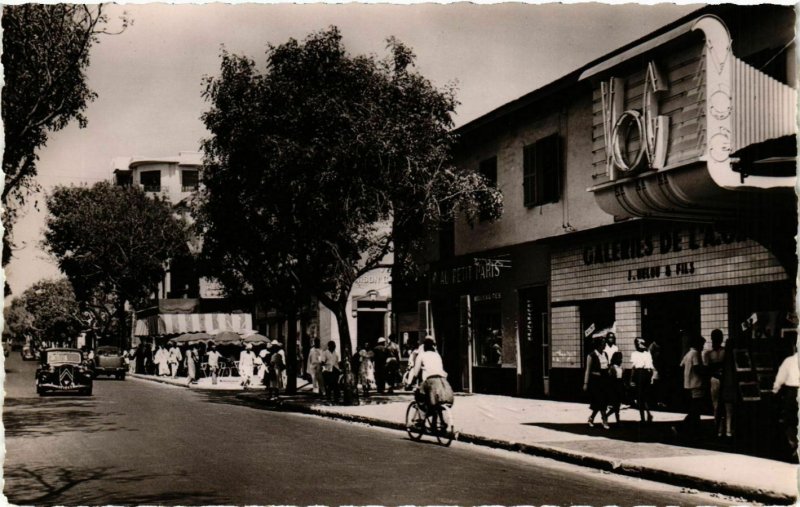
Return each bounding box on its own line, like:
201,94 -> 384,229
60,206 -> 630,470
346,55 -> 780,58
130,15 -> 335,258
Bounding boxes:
134,313 -> 252,337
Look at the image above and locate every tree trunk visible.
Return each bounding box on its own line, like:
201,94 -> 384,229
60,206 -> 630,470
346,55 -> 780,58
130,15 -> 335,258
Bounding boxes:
286,305 -> 297,395
332,301 -> 359,405
116,300 -> 127,350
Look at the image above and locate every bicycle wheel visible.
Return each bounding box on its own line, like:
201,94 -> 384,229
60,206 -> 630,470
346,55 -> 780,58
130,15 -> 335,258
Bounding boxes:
434,406 -> 454,447
405,402 -> 424,441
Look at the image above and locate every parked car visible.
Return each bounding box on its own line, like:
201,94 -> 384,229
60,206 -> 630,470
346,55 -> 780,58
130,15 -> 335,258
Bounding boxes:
36,348 -> 93,396
93,346 -> 127,380
21,343 -> 36,361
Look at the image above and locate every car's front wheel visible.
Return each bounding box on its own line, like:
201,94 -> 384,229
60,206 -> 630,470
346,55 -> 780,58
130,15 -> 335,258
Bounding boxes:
82,386 -> 93,396
36,384 -> 46,396
116,373 -> 126,381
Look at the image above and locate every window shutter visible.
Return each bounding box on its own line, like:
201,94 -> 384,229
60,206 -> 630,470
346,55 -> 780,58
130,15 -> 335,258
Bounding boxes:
523,144 -> 536,207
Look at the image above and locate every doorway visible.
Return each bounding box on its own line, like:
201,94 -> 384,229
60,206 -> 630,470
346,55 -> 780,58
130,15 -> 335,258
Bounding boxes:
641,292 -> 700,409
519,286 -> 548,397
356,311 -> 385,350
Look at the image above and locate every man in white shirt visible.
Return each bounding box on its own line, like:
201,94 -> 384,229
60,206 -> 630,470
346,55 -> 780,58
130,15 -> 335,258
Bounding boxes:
207,343 -> 222,385
307,338 -> 324,396
319,341 -> 341,403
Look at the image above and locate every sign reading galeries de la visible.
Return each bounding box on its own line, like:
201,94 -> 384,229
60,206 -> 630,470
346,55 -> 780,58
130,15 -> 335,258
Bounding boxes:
551,224 -> 787,303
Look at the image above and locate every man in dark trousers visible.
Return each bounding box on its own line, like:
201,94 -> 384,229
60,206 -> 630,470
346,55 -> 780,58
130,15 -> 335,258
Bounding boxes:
372,337 -> 388,394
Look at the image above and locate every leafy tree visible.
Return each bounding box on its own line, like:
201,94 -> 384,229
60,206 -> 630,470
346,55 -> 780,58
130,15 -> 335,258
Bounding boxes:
1,4 -> 129,286
197,28 -> 502,387
15,279 -> 85,346
43,182 -> 189,348
3,297 -> 35,344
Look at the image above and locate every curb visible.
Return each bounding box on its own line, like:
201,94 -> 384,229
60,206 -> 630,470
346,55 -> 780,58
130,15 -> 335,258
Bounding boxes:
235,394 -> 794,505
129,373 -> 190,388
129,373 -> 262,391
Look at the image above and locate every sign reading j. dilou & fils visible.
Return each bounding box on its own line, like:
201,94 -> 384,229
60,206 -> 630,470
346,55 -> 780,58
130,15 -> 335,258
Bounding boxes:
551,224 -> 787,302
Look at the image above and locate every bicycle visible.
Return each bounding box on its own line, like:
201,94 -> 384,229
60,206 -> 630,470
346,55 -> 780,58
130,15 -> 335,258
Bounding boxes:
405,389 -> 455,446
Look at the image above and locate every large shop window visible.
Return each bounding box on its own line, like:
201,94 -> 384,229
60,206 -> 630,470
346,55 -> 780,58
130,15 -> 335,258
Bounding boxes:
140,170 -> 161,193
523,133 -> 562,207
473,301 -> 502,367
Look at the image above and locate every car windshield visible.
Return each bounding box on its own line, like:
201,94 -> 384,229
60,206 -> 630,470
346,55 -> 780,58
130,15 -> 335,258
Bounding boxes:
46,351 -> 82,364
97,348 -> 119,356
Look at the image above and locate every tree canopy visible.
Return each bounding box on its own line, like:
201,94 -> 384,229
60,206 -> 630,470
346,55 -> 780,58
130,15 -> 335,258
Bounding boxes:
197,27 -> 502,357
43,182 -> 189,346
4,279 -> 84,345
1,4 -> 128,282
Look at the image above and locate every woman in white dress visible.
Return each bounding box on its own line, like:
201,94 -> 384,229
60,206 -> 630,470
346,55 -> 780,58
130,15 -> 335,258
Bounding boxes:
155,345 -> 170,376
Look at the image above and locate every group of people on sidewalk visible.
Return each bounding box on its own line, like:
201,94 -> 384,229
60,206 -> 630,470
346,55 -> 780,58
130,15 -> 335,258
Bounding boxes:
583,329 -> 738,434
582,328 -> 800,459
128,339 -> 291,392
352,336 -> 402,395
304,334 -> 454,411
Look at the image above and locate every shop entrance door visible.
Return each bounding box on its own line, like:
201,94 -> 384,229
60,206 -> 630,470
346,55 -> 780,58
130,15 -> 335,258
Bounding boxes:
519,286 -> 548,397
641,293 -> 700,410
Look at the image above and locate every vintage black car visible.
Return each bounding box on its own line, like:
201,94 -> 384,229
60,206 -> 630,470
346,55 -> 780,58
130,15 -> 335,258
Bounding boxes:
36,348 -> 93,396
93,346 -> 127,379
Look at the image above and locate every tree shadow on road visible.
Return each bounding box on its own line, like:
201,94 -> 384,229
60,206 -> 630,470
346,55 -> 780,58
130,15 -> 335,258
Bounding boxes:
3,397 -> 129,437
4,465 -> 217,506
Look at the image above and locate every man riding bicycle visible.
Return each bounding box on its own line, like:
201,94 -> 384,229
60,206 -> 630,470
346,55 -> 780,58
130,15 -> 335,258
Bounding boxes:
407,336 -> 454,429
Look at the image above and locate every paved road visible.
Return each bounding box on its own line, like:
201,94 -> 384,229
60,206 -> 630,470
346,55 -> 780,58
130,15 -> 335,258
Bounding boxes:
3,352 -> 727,505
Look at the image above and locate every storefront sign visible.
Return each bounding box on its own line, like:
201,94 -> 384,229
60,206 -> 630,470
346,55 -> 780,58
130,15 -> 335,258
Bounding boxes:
524,299 -> 535,342
432,256 -> 511,286
582,224 -> 745,266
602,61 -> 669,177
552,225 -> 787,303
353,268 -> 391,288
474,292 -> 502,303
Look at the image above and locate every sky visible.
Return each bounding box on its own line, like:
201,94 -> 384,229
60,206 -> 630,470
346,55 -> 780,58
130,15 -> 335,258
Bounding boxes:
4,2 -> 701,299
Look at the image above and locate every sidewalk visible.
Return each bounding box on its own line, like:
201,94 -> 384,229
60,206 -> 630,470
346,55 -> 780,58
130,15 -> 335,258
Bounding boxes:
237,390 -> 797,504
129,372 -> 267,391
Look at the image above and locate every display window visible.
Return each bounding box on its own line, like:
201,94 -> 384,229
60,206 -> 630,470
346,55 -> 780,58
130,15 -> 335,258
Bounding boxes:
472,301 -> 502,367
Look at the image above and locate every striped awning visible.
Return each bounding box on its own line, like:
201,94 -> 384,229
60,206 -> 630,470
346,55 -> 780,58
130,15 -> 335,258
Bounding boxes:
134,313 -> 253,337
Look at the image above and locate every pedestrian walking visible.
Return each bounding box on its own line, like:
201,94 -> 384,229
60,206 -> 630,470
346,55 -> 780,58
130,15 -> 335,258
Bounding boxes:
630,337 -> 654,423
604,332 -> 619,359
608,351 -> 624,424
373,337 -> 388,394
320,340 -> 341,403
307,338 -> 325,397
268,340 -> 286,398
358,345 -> 375,396
167,342 -> 182,378
155,345 -> 170,377
186,345 -> 199,385
135,343 -> 146,374
127,347 -> 137,374
773,348 -> 799,460
207,343 -> 222,385
239,343 -> 256,388
678,334 -> 706,439
386,335 -> 400,393
702,329 -> 726,436
256,348 -> 268,386
583,336 -> 610,429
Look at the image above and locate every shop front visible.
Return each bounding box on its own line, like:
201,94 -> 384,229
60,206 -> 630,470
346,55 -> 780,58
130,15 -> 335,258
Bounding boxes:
548,220 -> 794,407
427,242 -> 550,397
